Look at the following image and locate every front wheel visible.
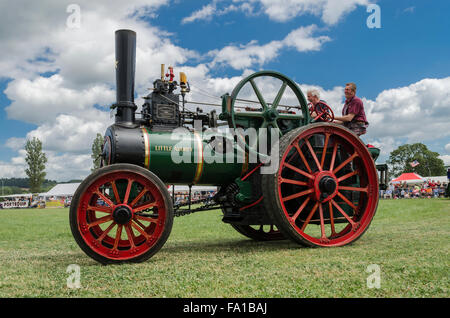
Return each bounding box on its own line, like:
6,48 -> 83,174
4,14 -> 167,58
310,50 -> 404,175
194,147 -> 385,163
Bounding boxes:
70,164 -> 173,264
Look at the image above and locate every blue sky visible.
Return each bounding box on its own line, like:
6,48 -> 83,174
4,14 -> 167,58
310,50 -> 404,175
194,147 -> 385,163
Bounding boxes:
0,0 -> 449,181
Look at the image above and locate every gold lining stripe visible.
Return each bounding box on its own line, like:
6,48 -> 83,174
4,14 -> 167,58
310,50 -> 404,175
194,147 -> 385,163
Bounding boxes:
192,131 -> 204,184
142,127 -> 150,169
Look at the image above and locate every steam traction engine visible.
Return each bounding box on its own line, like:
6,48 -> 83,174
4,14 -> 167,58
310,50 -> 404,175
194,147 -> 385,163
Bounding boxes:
70,30 -> 388,264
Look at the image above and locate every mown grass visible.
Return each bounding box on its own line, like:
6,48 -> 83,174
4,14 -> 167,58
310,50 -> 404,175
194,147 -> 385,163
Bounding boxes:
0,199 -> 448,298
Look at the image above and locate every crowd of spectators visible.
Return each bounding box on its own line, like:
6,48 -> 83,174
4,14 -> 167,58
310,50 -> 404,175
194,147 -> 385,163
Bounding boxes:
381,180 -> 448,199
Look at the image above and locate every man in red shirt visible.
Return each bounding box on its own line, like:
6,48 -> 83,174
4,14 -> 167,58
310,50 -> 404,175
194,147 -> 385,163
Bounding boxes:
333,83 -> 368,136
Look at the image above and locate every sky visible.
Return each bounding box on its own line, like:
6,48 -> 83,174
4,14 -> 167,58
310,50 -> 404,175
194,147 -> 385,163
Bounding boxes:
0,0 -> 449,181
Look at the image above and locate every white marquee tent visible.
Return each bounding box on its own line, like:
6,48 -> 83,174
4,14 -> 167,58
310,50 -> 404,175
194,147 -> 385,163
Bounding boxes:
39,183 -> 80,199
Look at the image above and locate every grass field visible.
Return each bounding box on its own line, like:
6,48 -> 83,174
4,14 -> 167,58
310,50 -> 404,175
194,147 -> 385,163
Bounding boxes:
0,199 -> 448,298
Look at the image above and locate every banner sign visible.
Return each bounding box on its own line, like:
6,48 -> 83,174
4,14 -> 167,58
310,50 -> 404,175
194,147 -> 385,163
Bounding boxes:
0,200 -> 29,209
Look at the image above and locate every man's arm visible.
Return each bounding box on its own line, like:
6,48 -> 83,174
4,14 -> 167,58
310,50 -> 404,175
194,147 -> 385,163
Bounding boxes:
333,113 -> 355,123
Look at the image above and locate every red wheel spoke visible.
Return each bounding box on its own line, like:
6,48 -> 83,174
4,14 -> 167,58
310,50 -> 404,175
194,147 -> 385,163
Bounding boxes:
300,202 -> 320,232
123,178 -> 133,204
283,162 -> 314,180
320,133 -> 330,169
95,191 -> 114,207
125,224 -> 136,248
328,201 -> 337,237
331,199 -> 357,227
88,215 -> 113,228
87,205 -> 112,214
280,178 -> 308,186
294,143 -> 312,173
318,203 -> 328,242
131,221 -> 151,240
290,197 -> 311,223
329,142 -> 338,171
338,186 -> 368,193
333,152 -> 358,174
134,214 -> 158,224
305,138 -> 322,172
282,188 -> 314,202
129,187 -> 148,208
111,180 -> 121,204
133,201 -> 157,213
113,225 -> 123,250
134,219 -> 147,230
337,191 -> 358,211
337,169 -> 360,182
96,222 -> 116,242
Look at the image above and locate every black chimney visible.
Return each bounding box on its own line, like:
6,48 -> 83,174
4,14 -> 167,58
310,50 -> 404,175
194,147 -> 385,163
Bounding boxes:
114,29 -> 137,126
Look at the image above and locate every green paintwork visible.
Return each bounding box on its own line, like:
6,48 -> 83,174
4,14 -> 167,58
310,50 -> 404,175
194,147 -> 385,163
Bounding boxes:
143,130 -> 247,186
234,178 -> 253,203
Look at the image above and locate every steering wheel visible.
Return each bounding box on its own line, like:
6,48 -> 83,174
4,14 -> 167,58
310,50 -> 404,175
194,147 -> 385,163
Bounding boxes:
311,102 -> 334,122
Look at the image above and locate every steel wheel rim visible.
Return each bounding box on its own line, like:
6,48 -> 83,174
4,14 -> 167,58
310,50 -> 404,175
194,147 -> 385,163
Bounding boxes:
277,125 -> 378,246
76,170 -> 168,260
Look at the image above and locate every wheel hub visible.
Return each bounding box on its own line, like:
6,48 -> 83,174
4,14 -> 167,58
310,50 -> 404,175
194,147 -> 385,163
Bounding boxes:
319,176 -> 337,194
112,205 -> 133,225
313,172 -> 338,202
264,109 -> 278,121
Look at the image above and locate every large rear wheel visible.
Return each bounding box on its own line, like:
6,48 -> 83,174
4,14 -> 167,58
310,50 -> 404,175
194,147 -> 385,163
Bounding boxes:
263,123 -> 379,247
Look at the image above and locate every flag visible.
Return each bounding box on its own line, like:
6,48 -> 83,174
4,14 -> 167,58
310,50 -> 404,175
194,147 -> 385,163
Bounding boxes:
410,160 -> 419,168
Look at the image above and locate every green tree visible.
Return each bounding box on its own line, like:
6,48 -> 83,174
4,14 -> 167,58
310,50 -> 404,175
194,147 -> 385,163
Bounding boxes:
91,133 -> 104,172
25,137 -> 47,193
387,143 -> 446,178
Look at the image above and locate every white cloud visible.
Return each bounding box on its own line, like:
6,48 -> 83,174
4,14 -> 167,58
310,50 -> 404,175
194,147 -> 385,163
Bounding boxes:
181,1 -> 254,24
208,25 -> 330,70
438,155 -> 450,166
364,77 -> 450,142
183,0 -> 371,25
445,143 -> 450,153
403,6 -> 415,14
5,75 -> 114,125
249,0 -> 370,25
26,114 -> 109,154
283,25 -> 331,52
209,40 -> 284,70
182,2 -> 217,24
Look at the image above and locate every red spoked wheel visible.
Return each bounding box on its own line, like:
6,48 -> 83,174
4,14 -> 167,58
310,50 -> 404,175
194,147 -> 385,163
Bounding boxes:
309,102 -> 334,122
314,103 -> 334,122
262,123 -> 379,247
70,164 -> 173,264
